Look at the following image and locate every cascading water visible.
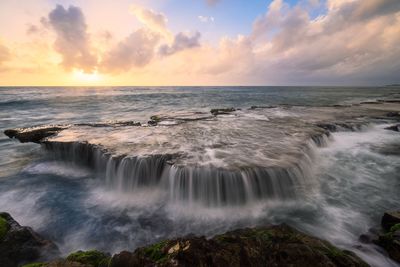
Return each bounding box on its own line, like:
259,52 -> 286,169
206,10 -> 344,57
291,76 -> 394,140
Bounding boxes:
41,132 -> 329,207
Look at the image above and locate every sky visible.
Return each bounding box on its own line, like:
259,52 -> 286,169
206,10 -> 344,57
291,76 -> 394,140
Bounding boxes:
0,0 -> 399,86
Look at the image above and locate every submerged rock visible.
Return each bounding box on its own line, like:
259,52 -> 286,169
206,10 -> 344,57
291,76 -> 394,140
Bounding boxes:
109,224 -> 368,267
0,212 -> 60,267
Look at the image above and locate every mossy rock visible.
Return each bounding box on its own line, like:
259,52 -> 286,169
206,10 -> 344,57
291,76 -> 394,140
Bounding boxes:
21,263 -> 46,267
390,223 -> 400,233
150,115 -> 162,122
143,240 -> 168,263
66,250 -> 111,267
110,224 -> 369,267
0,215 -> 10,240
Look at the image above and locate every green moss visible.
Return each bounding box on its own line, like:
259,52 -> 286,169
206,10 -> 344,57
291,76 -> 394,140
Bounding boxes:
0,216 -> 9,240
143,240 -> 168,263
326,246 -> 345,258
390,223 -> 400,233
21,263 -> 46,267
66,250 -> 110,267
150,115 -> 161,122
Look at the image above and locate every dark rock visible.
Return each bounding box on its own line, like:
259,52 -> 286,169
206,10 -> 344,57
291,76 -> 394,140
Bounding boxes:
360,101 -> 382,105
383,100 -> 400,104
249,105 -> 277,110
0,212 -> 60,267
4,126 -> 66,143
375,227 -> 400,263
372,212 -> 400,263
316,123 -> 338,132
386,112 -> 400,117
384,124 -> 400,132
147,120 -> 158,126
372,143 -> 400,156
4,120 -> 142,143
109,224 -> 368,267
358,228 -> 380,244
382,211 -> 400,231
210,108 -> 236,116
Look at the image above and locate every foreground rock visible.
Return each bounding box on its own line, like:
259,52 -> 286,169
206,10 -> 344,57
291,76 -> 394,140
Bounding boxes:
375,211 -> 400,263
375,224 -> 400,263
0,212 -> 60,267
110,224 -> 368,267
382,211 -> 400,231
360,211 -> 400,264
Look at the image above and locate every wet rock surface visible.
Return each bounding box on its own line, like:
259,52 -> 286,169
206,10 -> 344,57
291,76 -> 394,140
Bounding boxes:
4,126 -> 67,143
0,212 -> 60,267
359,211 -> 400,264
385,124 -> 400,132
9,216 -> 370,267
382,211 -> 400,231
109,224 -> 368,267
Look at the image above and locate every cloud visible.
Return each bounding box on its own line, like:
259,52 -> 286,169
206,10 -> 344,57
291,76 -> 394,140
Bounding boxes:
130,5 -> 170,37
99,5 -> 203,72
159,32 -> 201,56
198,15 -> 215,23
47,4 -> 97,72
206,0 -> 396,84
101,29 -> 160,72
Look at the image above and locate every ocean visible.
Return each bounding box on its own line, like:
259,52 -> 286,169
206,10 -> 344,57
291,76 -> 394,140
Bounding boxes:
1,86 -> 400,266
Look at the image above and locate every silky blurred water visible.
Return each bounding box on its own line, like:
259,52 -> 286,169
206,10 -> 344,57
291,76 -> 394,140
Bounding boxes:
0,86 -> 400,266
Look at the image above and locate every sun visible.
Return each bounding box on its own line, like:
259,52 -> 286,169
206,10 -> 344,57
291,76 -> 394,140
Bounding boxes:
72,69 -> 102,83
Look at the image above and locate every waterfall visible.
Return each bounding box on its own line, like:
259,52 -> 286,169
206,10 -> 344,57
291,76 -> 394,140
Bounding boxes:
41,133 -> 329,207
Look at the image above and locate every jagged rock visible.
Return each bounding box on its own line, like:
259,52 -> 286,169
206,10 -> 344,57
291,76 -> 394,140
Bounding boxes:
375,224 -> 400,263
0,212 -> 60,267
4,126 -> 67,143
382,211 -> 400,231
386,111 -> 400,117
366,212 -> 400,263
4,120 -> 143,143
210,108 -> 235,115
109,224 -> 368,267
385,124 -> 400,132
